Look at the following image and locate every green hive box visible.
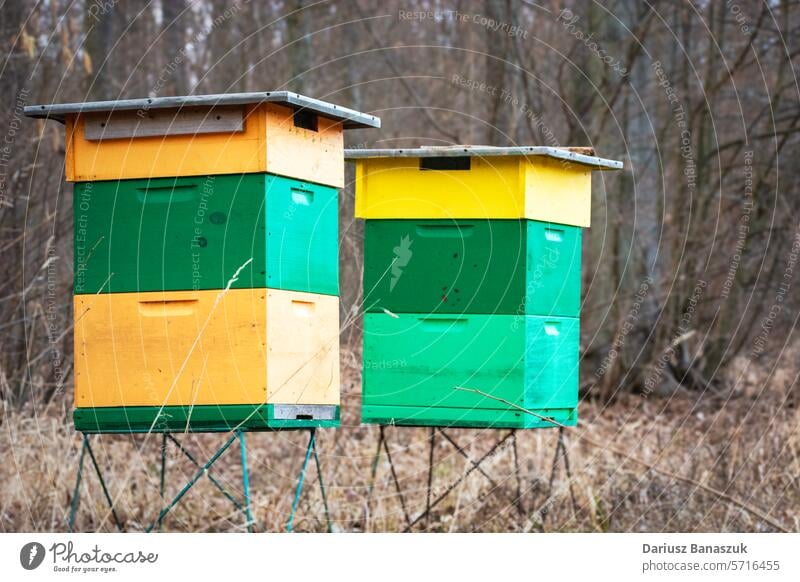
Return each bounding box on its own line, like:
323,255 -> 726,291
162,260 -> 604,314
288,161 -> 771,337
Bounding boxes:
363,219 -> 581,316
73,173 -> 339,295
361,312 -> 579,428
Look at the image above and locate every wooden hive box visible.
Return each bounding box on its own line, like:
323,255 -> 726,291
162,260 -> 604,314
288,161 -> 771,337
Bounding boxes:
26,92 -> 380,187
362,312 -> 579,428
350,146 -> 621,227
73,173 -> 340,296
362,219 -> 582,317
73,288 -> 340,432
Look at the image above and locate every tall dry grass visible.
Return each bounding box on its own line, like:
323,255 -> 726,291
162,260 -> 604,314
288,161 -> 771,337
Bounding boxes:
2,351 -> 797,533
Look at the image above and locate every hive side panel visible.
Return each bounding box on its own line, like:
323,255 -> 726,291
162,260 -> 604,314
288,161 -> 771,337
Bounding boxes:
524,158 -> 592,227
263,103 -> 344,188
523,315 -> 579,426
353,160 -> 367,217
73,288 -> 267,408
65,116 -> 77,182
265,290 -> 340,406
265,175 -> 339,295
525,221 -> 583,317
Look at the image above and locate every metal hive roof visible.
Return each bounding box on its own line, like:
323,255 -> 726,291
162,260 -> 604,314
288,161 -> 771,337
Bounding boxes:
24,91 -> 381,130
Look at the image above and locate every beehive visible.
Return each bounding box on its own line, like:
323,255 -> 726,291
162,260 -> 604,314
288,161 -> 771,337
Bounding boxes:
27,92 -> 380,433
349,146 -> 621,429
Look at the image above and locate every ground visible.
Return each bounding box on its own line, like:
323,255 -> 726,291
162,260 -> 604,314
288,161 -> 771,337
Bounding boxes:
2,358 -> 796,532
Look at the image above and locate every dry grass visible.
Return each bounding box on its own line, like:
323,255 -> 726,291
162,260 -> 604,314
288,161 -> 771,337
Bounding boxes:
1,354 -> 798,533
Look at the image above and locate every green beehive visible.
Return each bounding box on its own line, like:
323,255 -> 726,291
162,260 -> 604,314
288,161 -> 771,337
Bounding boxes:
349,146 -> 622,429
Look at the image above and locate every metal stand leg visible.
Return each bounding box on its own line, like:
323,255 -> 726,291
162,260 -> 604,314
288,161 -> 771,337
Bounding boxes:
146,432 -> 238,532
364,426 -> 412,530
83,435 -> 124,531
67,435 -> 124,532
545,427 -> 578,525
311,433 -> 332,533
363,426 -> 385,528
286,428 -> 331,532
287,429 -> 316,532
238,431 -> 254,532
166,434 -> 246,513
67,436 -> 88,532
425,427 -> 435,530
404,430 -> 516,532
160,434 -> 167,500
382,429 -> 411,527
439,430 -> 499,487
511,430 -> 525,516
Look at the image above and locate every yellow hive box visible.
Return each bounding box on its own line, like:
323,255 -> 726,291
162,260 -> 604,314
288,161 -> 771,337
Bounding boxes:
348,146 -> 622,227
73,288 -> 340,409
25,92 -> 380,187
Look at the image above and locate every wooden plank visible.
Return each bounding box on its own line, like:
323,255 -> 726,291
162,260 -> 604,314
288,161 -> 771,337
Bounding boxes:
83,105 -> 245,140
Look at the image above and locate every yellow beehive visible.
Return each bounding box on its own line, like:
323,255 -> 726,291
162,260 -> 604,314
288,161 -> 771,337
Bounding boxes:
26,92 -> 380,187
349,146 -> 622,227
73,288 -> 340,409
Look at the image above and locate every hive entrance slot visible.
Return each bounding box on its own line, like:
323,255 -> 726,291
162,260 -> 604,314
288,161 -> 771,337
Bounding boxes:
419,156 -> 471,171
296,414 -> 313,420
293,109 -> 319,132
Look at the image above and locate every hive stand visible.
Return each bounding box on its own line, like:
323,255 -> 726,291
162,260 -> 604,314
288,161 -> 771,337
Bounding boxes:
67,429 -> 332,533
364,422 -> 582,532
364,426 -> 526,532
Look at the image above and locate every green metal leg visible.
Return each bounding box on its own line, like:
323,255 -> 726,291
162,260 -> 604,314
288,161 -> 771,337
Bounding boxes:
238,431 -> 254,532
146,432 -> 238,532
425,427 -> 435,530
286,428 -> 316,532
363,426 -> 385,529
67,436 -> 88,532
158,434 -> 167,531
83,436 -> 124,531
160,434 -> 167,500
166,434 -> 245,513
311,432 -> 332,533
404,430 -> 516,532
